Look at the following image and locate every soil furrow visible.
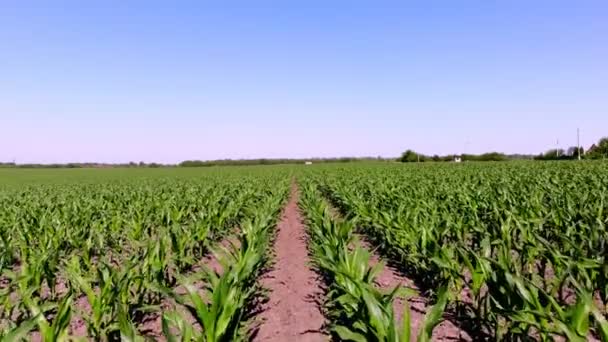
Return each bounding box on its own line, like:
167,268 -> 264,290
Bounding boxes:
254,183 -> 327,342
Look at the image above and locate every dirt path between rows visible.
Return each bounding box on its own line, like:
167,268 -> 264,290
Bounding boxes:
254,183 -> 327,342
358,238 -> 471,341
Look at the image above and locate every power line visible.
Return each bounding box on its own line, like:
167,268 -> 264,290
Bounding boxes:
577,128 -> 581,160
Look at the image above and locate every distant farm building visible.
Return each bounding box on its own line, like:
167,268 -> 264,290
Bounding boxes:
454,157 -> 462,163
305,161 -> 313,165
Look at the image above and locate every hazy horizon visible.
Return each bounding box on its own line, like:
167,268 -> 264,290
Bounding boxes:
2,2 -> 607,164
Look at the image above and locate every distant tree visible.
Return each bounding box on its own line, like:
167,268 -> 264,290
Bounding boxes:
399,150 -> 425,162
477,152 -> 507,161
566,146 -> 584,158
535,149 -> 568,160
586,137 -> 608,159
463,153 -> 506,161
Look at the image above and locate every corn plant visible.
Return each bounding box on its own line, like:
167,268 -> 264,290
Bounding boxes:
307,161 -> 608,340
299,180 -> 449,341
1,169 -> 289,338
161,183 -> 288,341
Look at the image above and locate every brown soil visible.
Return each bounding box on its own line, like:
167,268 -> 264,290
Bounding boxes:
358,238 -> 471,341
254,183 -> 327,342
69,295 -> 90,338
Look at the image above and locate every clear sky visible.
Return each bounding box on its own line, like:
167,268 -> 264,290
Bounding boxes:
1,1 -> 607,163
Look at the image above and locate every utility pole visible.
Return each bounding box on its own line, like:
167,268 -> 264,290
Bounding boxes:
577,128 -> 581,160
556,139 -> 560,158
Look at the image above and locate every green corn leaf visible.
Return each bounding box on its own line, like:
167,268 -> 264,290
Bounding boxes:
418,285 -> 448,342
400,300 -> 411,342
1,313 -> 41,342
333,325 -> 368,342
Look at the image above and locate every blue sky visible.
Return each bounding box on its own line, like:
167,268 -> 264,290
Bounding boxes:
1,1 -> 607,163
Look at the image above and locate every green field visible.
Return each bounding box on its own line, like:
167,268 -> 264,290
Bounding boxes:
1,162 -> 607,341
0,166 -> 289,185
304,161 -> 608,340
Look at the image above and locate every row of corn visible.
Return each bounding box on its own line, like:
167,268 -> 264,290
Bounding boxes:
0,171 -> 289,340
298,179 -> 448,342
310,162 -> 608,341
160,181 -> 288,341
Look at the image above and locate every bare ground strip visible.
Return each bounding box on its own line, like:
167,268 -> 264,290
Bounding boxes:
254,184 -> 327,342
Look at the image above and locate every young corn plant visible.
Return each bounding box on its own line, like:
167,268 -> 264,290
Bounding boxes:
310,162 -> 608,340
25,294 -> 73,342
299,181 -> 449,342
162,190 -> 285,342
67,256 -> 149,340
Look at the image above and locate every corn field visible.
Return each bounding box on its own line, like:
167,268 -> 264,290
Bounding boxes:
0,162 -> 607,341
0,169 -> 289,341
309,161 -> 608,341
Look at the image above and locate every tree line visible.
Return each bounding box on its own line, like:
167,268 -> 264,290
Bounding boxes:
399,136 -> 608,163
3,137 -> 606,168
0,162 -> 168,168
534,137 -> 608,160
0,157 -> 390,168
179,157 -> 387,167
399,150 -> 513,163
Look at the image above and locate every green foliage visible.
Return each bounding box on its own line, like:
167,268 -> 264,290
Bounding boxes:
309,161 -> 608,340
162,193 -> 286,342
179,157 -> 388,167
400,150 -> 509,162
587,137 -> 608,159
462,152 -> 507,161
399,150 -> 425,163
0,168 -> 289,339
2,161 -> 608,340
299,182 -> 446,341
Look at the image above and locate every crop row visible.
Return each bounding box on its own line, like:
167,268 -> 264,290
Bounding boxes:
298,178 -> 447,341
308,162 -> 608,341
0,172 -> 289,340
